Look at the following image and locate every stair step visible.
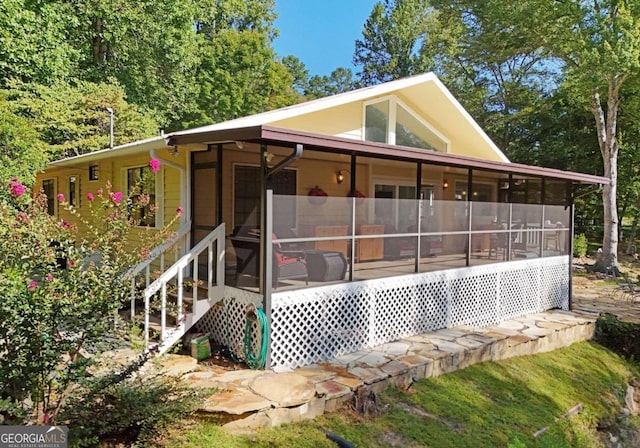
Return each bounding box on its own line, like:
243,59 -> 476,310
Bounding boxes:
167,277 -> 209,290
168,288 -> 209,302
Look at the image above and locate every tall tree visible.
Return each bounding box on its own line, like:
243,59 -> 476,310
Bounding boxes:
0,92 -> 47,193
175,29 -> 298,129
0,0 -> 79,86
527,0 -> 640,273
68,0 -> 201,129
354,0 -> 436,86
6,81 -> 159,158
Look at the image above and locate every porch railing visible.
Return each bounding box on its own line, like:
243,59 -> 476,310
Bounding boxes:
128,221 -> 191,319
142,223 -> 225,354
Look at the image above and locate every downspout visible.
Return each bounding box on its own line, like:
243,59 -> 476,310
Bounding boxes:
261,143 -> 303,370
266,143 -> 303,177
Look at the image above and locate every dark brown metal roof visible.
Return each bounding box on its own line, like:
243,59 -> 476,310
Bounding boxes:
168,125 -> 608,185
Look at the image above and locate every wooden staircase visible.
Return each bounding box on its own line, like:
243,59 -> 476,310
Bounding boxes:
129,223 -> 226,355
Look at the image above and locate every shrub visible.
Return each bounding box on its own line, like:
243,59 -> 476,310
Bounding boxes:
594,315 -> 640,362
573,233 -> 588,257
59,356 -> 202,447
0,168 -> 179,428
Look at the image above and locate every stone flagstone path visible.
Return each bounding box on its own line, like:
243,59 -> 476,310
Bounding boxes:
171,309 -> 596,432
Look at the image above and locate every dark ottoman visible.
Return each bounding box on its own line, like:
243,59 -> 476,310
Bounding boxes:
305,250 -> 347,282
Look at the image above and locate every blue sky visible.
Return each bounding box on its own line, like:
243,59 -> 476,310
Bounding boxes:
273,0 -> 378,77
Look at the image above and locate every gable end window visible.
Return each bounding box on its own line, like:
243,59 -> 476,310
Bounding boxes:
364,96 -> 448,152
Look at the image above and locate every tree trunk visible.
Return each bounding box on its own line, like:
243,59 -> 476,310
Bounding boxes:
591,77 -> 623,275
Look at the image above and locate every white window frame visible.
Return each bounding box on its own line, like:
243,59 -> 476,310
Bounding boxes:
363,95 -> 450,152
121,164 -> 164,228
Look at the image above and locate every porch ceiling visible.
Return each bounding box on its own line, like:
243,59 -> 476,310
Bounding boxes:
167,125 -> 608,186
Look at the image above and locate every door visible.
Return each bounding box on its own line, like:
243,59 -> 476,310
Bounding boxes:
192,150 -> 217,246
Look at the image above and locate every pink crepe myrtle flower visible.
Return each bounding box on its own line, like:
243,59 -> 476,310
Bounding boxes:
8,178 -> 27,197
176,206 -> 184,217
149,158 -> 161,174
57,193 -> 65,203
97,188 -> 103,196
46,274 -> 54,282
28,280 -> 37,291
87,192 -> 95,202
16,211 -> 29,223
109,191 -> 123,204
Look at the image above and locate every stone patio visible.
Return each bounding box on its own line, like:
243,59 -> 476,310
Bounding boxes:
173,309 -> 596,432
132,273 -> 640,433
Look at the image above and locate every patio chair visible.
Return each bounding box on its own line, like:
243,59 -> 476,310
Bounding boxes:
613,273 -> 640,302
229,229 -> 308,287
488,223 -> 522,260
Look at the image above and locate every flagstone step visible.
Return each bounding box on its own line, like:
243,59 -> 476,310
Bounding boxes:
176,309 -> 596,433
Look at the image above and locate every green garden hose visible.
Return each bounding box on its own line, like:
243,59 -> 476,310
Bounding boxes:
244,306 -> 269,369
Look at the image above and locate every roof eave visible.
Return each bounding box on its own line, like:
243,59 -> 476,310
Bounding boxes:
48,136 -> 168,167
169,125 -> 608,185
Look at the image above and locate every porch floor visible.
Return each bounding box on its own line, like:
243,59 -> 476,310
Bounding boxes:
180,308 -> 594,432
230,248 -> 561,291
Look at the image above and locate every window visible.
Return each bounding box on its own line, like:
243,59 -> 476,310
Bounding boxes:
68,176 -> 78,206
374,182 -> 423,232
42,179 -> 56,216
233,165 -> 297,229
365,99 -> 390,143
89,165 -> 99,181
364,96 -> 448,152
127,166 -> 156,226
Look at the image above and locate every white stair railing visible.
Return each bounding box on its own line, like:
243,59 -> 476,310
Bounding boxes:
142,223 -> 225,354
128,222 -> 192,319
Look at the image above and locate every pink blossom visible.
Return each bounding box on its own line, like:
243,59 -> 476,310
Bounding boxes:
28,280 -> 37,291
68,260 -> 75,268
97,188 -> 103,196
137,193 -> 150,207
110,191 -> 123,204
57,193 -> 65,202
8,178 -> 27,197
46,274 -> 54,282
149,158 -> 161,174
16,212 -> 29,223
87,192 -> 95,202
61,220 -> 71,229
176,206 -> 184,217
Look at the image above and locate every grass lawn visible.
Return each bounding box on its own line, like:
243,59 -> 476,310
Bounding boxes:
160,342 -> 639,447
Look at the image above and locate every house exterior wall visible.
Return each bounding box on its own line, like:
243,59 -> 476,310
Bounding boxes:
34,149 -> 188,247
268,91 -> 505,162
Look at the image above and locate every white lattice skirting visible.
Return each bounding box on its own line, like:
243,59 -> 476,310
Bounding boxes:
270,256 -> 569,369
196,256 -> 570,370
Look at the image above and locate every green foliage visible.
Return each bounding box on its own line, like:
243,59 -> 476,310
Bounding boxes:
0,92 -> 48,194
5,81 -> 159,158
354,0 -> 436,86
574,233 -> 589,257
0,174 -> 177,425
177,29 -> 298,129
595,315 -> 640,362
60,371 -> 201,447
0,0 -> 79,86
